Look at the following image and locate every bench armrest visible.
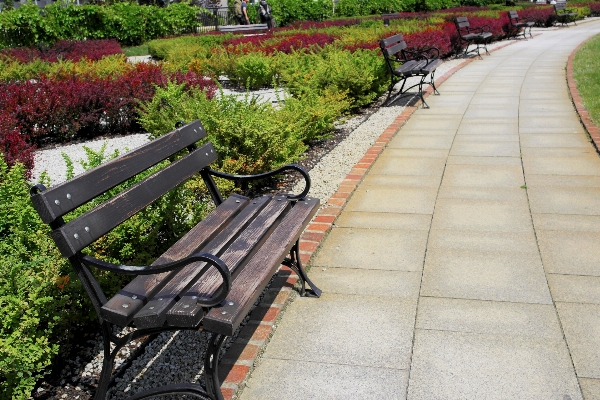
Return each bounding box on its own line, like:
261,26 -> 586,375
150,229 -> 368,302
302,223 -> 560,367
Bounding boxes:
81,252 -> 232,307
208,163 -> 311,200
404,46 -> 440,61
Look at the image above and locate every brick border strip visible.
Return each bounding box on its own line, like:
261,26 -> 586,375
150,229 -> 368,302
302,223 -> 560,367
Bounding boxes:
566,38 -> 600,151
220,38 -> 521,400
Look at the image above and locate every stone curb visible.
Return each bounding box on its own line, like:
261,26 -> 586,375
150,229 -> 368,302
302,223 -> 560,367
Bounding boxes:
220,38 -> 520,400
566,38 -> 600,152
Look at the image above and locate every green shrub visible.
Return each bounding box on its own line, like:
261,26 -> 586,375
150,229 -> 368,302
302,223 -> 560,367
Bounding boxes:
268,0 -> 334,26
232,53 -> 275,89
279,47 -> 387,109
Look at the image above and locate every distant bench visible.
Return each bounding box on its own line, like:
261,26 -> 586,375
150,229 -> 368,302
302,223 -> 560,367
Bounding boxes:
217,23 -> 269,33
554,1 -> 578,26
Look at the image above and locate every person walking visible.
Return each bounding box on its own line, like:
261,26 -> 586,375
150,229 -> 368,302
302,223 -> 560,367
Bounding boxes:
258,0 -> 275,28
234,0 -> 249,25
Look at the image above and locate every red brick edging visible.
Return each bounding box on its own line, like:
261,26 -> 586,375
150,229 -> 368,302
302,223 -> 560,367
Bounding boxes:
220,39 -> 520,400
566,39 -> 600,151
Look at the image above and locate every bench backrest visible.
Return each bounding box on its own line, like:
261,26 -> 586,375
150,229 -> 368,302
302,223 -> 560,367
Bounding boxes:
454,16 -> 471,36
554,2 -> 568,11
379,34 -> 408,71
508,10 -> 520,23
217,24 -> 268,32
30,120 -> 218,313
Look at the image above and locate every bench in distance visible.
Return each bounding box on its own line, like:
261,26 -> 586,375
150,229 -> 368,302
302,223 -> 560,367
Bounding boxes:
507,10 -> 535,40
379,33 -> 442,108
30,120 -> 321,400
454,16 -> 492,59
217,23 -> 269,33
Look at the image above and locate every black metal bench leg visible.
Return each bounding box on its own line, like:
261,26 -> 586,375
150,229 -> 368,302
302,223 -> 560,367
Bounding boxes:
94,322 -> 117,400
429,70 -> 440,96
205,333 -> 227,400
284,240 -> 322,297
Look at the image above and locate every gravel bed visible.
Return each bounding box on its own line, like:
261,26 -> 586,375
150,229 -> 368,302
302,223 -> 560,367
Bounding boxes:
31,50 -> 494,400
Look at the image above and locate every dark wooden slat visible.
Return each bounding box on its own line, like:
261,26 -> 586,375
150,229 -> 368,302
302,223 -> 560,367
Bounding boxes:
384,41 -> 407,57
380,33 -> 404,48
217,24 -> 268,32
203,197 -> 320,335
51,143 -> 218,258
165,194 -> 292,328
132,195 -> 277,329
31,120 -> 206,224
99,194 -> 249,327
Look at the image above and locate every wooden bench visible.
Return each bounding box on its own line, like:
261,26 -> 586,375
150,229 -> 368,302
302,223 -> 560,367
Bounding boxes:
217,23 -> 269,33
554,1 -> 578,26
29,120 -> 321,400
454,16 -> 492,59
381,13 -> 401,26
508,10 -> 535,39
379,33 -> 442,108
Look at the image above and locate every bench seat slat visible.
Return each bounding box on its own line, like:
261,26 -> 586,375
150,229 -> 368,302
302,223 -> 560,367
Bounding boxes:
99,194 -> 249,327
51,143 -> 218,258
31,120 -> 206,224
202,197 -> 320,335
165,194 -> 293,328
132,195 -> 283,329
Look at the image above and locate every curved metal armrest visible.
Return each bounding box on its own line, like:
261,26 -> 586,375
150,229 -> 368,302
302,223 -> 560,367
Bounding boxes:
421,46 -> 440,59
81,252 -> 232,307
208,163 -> 311,200
480,24 -> 491,32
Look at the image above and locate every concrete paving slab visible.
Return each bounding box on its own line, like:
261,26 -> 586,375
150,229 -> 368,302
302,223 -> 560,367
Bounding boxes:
412,105 -> 465,115
521,134 -> 592,148
360,174 -> 442,188
526,174 -> 600,188
426,229 -> 539,254
376,148 -> 450,158
532,214 -> 600,232
242,359 -> 408,400
434,83 -> 481,92
457,119 -> 518,135
441,164 -> 524,187
520,147 -> 597,156
261,294 -> 417,369
437,186 -> 528,201
345,186 -> 438,214
528,187 -> 600,215
522,155 -> 600,175
519,116 -> 585,134
446,155 -> 522,166
387,135 -> 455,149
334,211 -> 431,230
476,85 -> 522,95
454,134 -> 519,142
463,104 -> 519,119
430,198 -> 533,232
407,329 -> 582,400
579,378 -> 600,400
520,89 -> 570,99
309,268 -> 421,298
556,302 -> 600,379
547,274 -> 600,305
537,230 -> 600,276
416,297 -> 564,340
471,94 -> 519,106
520,103 -> 579,117
313,227 -> 428,271
421,248 -> 552,304
389,130 -> 457,138
401,115 -> 463,131
450,141 -> 521,157
482,76 -> 525,86
369,155 -> 447,176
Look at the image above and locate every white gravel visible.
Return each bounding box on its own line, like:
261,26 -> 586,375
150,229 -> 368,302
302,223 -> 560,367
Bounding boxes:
32,49 -> 496,399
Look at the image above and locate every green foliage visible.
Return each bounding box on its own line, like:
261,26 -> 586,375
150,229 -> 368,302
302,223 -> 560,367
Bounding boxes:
233,53 -> 275,89
279,47 -> 387,109
337,0 -> 407,16
268,0 -> 334,26
574,33 -> 600,128
0,159 -> 68,400
0,1 -> 201,48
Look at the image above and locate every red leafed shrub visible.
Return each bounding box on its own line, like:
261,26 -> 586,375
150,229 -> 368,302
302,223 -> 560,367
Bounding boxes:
224,33 -> 275,48
404,23 -> 457,57
0,40 -> 123,63
519,6 -> 556,26
0,63 -> 217,152
587,2 -> 600,16
272,33 -> 338,53
283,18 -> 362,30
0,115 -> 34,177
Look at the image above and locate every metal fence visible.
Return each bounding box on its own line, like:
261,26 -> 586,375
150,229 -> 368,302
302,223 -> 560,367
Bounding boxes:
197,6 -> 236,29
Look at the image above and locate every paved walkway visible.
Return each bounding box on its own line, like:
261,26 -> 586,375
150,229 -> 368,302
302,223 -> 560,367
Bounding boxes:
239,20 -> 600,400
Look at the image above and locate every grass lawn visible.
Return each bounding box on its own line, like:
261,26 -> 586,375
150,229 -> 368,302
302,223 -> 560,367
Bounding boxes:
573,34 -> 600,126
123,44 -> 149,57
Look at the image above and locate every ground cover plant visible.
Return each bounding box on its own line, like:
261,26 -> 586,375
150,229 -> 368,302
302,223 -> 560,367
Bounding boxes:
573,33 -> 600,127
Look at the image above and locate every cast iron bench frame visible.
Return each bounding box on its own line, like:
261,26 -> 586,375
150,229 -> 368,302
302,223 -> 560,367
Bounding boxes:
30,120 -> 321,400
217,23 -> 269,33
379,33 -> 442,108
454,16 -> 492,59
554,2 -> 578,26
507,10 -> 535,39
